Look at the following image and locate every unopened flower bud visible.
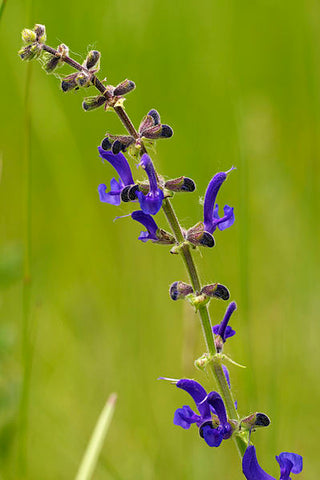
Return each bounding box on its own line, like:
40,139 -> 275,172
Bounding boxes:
82,95 -> 107,111
114,79 -> 136,96
186,222 -> 215,248
19,43 -> 42,61
34,24 -> 46,42
111,136 -> 135,154
76,71 -> 92,87
201,283 -> 230,300
21,28 -> 37,44
43,52 -> 60,73
169,281 -> 194,301
240,413 -> 270,431
61,72 -> 78,92
84,50 -> 101,70
165,176 -> 196,193
57,43 -> 69,58
101,137 -> 112,151
120,185 -> 139,202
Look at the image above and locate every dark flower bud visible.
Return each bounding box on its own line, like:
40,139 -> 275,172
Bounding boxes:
200,232 -> 215,247
61,72 -> 78,92
18,43 -> 42,61
34,24 -> 46,42
169,281 -> 194,301
84,50 -> 101,70
240,413 -> 271,431
112,140 -> 122,155
114,79 -> 136,96
165,176 -> 196,193
43,52 -> 60,73
160,124 -> 174,138
111,136 -> 135,154
82,95 -> 107,111
186,222 -> 215,248
148,109 -> 161,125
201,283 -> 230,300
76,71 -> 92,87
21,28 -> 37,44
101,137 -> 112,151
120,184 -> 139,202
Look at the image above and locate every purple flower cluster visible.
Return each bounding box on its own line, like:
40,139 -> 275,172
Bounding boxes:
172,379 -> 232,447
98,145 -> 236,245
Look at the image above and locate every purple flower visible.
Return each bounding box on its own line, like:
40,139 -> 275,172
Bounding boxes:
131,210 -> 159,242
131,210 -> 175,244
213,301 -> 237,342
203,169 -> 235,234
242,445 -> 303,480
98,147 -> 134,206
136,154 -> 164,215
173,379 -> 232,447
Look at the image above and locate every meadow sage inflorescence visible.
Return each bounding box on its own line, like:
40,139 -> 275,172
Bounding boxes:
19,24 -> 303,478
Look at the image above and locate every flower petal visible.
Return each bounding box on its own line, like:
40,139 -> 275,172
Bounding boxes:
138,154 -> 164,214
222,364 -> 231,389
98,146 -> 134,186
173,405 -> 200,429
131,210 -> 158,242
276,452 -> 303,478
206,392 -> 228,428
176,379 -> 211,420
217,302 -> 237,342
242,446 -> 276,480
136,189 -> 164,215
213,204 -> 235,231
98,183 -> 121,206
200,423 -> 223,447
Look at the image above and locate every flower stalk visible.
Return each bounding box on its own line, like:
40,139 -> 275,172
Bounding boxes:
18,24 -> 303,476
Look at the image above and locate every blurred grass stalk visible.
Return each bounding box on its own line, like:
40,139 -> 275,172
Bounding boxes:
0,0 -> 7,20
75,393 -> 117,480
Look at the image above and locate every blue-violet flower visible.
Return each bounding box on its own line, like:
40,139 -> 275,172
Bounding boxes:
203,169 -> 235,234
213,301 -> 237,342
242,445 -> 303,480
98,147 -> 135,206
131,210 -> 174,244
136,153 -> 164,215
173,378 -> 232,447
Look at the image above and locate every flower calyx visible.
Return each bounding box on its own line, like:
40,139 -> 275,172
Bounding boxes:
240,413 -> 271,433
186,222 -> 215,248
164,176 -> 196,193
169,281 -> 194,301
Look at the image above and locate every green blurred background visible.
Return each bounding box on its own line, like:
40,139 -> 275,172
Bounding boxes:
0,0 -> 319,478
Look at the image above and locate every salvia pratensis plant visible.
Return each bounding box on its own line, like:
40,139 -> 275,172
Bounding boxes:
19,24 -> 303,478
